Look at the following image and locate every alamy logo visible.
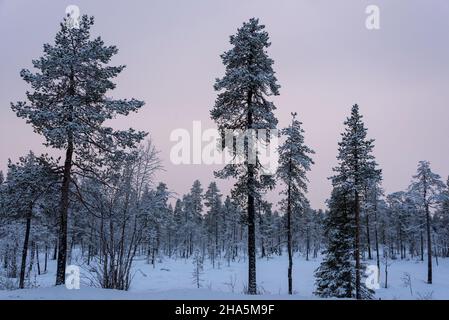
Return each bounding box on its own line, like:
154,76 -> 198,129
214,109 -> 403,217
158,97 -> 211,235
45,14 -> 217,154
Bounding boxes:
65,265 -> 80,290
365,5 -> 380,30
170,121 -> 279,175
65,5 -> 80,29
365,265 -> 380,290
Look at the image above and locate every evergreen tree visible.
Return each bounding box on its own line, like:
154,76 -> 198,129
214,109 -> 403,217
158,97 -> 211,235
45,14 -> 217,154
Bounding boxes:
435,177 -> 449,257
173,199 -> 184,257
204,182 -> 223,267
277,112 -> 314,294
256,200 -> 275,258
3,152 -> 59,288
11,15 -> 146,284
315,188 -> 356,298
211,18 -> 280,294
192,249 -> 204,289
222,196 -> 242,264
363,177 -> 383,273
144,183 -> 171,266
315,104 -> 379,299
408,161 -> 444,284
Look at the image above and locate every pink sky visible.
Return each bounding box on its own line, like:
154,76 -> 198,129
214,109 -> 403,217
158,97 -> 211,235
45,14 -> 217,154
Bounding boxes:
1,0 -> 449,209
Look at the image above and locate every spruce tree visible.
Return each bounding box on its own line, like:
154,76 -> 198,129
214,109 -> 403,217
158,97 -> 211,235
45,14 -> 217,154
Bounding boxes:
314,187 -> 356,298
315,104 -> 379,299
277,112 -> 314,294
11,15 -> 146,284
211,18 -> 280,294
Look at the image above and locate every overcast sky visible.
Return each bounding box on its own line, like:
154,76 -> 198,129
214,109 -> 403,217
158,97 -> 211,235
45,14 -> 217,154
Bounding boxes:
1,0 -> 448,209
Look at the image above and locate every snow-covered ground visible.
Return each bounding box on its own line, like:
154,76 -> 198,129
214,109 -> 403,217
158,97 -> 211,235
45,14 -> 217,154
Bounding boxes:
0,253 -> 447,300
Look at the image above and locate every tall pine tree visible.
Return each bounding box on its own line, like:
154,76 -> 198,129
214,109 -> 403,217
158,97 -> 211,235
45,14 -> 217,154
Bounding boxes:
11,15 -> 146,284
211,18 -> 279,294
408,161 -> 444,284
277,112 -> 314,294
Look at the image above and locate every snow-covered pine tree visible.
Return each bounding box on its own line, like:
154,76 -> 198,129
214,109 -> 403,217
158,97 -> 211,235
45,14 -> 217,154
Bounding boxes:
334,104 -> 380,299
144,182 -> 171,267
222,196 -> 242,264
277,112 -> 314,294
173,199 -> 184,258
165,203 -> 176,258
314,187 -> 356,298
189,181 -> 204,256
435,177 -> 449,257
178,181 -> 204,259
362,176 -> 383,273
316,104 -> 380,299
192,249 -> 204,289
204,182 -> 223,268
211,18 -> 280,295
11,15 -> 147,285
310,209 -> 325,259
408,161 -> 444,284
386,192 -> 413,260
3,152 -> 59,288
256,200 -> 275,258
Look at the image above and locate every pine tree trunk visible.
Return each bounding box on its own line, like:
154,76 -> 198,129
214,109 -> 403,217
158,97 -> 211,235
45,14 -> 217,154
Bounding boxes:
247,175 -> 256,294
425,202 -> 432,284
306,228 -> 310,261
52,240 -> 57,260
287,181 -> 293,295
374,205 -> 380,278
420,231 -> 424,261
3,244 -> 8,270
19,208 -> 32,289
366,213 -> 372,260
355,191 -> 361,299
44,244 -> 48,273
36,244 -> 41,275
56,136 -> 73,285
11,243 -> 18,278
246,91 -> 257,295
56,67 -> 75,286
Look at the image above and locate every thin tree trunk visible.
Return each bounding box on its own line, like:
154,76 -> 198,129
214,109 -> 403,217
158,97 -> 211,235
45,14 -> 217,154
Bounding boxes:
420,231 -> 424,261
247,181 -> 256,294
3,244 -> 8,269
56,67 -> 75,285
56,138 -> 73,285
36,244 -> 41,275
44,244 -> 48,273
246,91 -> 257,295
355,191 -> 361,299
287,180 -> 293,295
52,240 -> 57,260
366,213 -> 372,260
425,202 -> 432,284
374,205 -> 380,278
19,209 -> 32,289
306,228 -> 310,261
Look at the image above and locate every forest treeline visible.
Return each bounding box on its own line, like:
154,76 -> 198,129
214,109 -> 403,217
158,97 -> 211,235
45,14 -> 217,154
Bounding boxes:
0,15 -> 448,299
